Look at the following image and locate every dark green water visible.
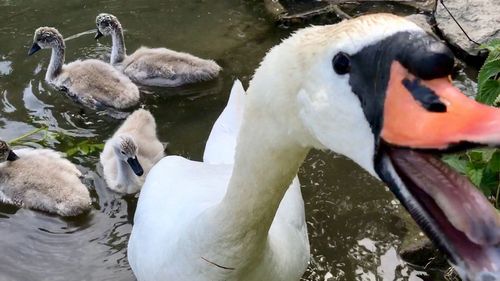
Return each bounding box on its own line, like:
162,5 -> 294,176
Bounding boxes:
0,1 -> 457,280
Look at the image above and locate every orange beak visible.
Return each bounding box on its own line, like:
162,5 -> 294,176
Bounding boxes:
381,61 -> 500,149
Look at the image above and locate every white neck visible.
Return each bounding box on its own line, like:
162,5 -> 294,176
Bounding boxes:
110,27 -> 126,64
188,90 -> 310,271
46,47 -> 64,82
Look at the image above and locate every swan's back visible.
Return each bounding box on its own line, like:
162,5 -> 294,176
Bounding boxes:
0,148 -> 91,216
121,47 -> 222,87
204,80 -> 246,164
57,59 -> 140,109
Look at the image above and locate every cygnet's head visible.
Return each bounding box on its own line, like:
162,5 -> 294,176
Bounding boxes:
113,135 -> 143,176
28,27 -> 64,56
0,140 -> 19,162
95,13 -> 120,39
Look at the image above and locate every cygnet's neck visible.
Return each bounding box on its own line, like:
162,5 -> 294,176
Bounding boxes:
114,151 -> 136,188
46,44 -> 65,82
110,26 -> 126,64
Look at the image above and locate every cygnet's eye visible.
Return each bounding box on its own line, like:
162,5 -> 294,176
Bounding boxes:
120,151 -> 125,155
40,34 -> 52,43
332,52 -> 351,75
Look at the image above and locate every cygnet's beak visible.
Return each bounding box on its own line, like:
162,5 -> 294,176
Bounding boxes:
95,30 -> 104,40
7,150 -> 19,161
127,156 -> 144,176
28,43 -> 41,56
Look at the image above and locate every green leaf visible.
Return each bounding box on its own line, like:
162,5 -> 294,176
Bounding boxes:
479,148 -> 496,162
65,147 -> 79,156
477,79 -> 500,105
466,165 -> 484,187
495,92 -> 500,106
481,39 -> 500,60
487,150 -> 500,172
93,143 -> 104,150
81,145 -> 90,154
442,155 -> 467,174
476,59 -> 500,105
467,150 -> 486,164
477,39 -> 500,105
64,140 -> 104,156
480,168 -> 499,197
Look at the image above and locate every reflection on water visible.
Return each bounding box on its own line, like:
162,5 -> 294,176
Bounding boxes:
300,151 -> 432,280
0,1 -> 461,280
0,60 -> 12,76
0,163 -> 134,281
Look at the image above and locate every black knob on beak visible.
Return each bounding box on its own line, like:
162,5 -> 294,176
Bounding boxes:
397,35 -> 455,80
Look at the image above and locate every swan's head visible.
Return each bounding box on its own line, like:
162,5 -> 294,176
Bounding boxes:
113,135 -> 143,176
0,140 -> 18,162
249,13 -> 500,281
28,27 -> 64,56
95,13 -> 120,39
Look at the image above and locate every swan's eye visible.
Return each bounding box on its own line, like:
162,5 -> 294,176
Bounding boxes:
332,52 -> 351,75
121,151 -> 125,155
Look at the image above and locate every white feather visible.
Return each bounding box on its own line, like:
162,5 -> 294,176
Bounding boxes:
204,79 -> 246,164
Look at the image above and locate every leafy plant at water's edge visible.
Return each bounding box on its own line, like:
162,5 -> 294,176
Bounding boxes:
444,39 -> 500,208
7,127 -> 103,157
64,140 -> 104,157
476,39 -> 500,106
7,126 -> 53,146
443,149 -> 500,207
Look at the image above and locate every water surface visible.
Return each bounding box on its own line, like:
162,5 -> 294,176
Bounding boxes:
0,1 -> 460,280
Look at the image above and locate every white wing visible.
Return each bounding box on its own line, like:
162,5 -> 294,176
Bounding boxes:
203,79 -> 246,164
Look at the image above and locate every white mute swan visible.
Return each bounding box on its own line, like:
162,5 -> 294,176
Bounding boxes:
28,27 -> 140,109
95,13 -> 222,87
129,14 -> 500,281
100,109 -> 164,194
0,140 -> 91,216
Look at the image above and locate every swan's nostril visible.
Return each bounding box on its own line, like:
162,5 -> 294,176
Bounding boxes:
402,78 -> 447,113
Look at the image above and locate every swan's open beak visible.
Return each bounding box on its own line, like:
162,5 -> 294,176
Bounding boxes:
127,157 -> 144,176
382,62 -> 500,149
376,61 -> 500,280
28,43 -> 41,56
7,150 -> 19,161
95,30 -> 103,40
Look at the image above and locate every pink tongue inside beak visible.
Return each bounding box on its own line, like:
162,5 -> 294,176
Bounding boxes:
387,148 -> 500,246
